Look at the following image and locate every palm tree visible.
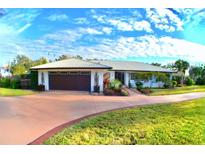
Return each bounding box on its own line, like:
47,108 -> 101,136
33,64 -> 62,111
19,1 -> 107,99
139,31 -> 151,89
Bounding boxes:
174,59 -> 190,85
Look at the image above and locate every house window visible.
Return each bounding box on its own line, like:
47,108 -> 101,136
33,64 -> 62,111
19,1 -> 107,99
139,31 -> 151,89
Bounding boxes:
41,72 -> 45,84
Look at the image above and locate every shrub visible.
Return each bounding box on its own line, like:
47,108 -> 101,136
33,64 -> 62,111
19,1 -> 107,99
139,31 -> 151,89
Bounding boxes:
10,78 -> 21,89
196,77 -> 205,85
109,79 -> 122,91
0,77 -> 11,88
172,80 -> 178,88
163,81 -> 172,88
135,81 -> 143,90
30,71 -> 38,90
36,84 -> 45,91
185,77 -> 195,86
139,88 -> 152,95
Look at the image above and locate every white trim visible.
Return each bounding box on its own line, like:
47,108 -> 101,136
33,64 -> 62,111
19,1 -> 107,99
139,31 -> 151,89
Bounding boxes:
38,70 -> 49,91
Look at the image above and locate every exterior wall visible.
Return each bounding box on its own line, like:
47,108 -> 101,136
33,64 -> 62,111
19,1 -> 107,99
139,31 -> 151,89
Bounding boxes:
109,71 -> 115,81
38,70 -> 49,91
91,70 -> 105,92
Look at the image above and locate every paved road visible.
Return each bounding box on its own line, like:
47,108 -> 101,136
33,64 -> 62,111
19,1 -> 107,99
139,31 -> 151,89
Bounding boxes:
0,91 -> 204,144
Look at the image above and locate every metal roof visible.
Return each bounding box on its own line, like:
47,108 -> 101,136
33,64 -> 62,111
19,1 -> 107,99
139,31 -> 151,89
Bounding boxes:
92,60 -> 175,73
30,58 -> 112,70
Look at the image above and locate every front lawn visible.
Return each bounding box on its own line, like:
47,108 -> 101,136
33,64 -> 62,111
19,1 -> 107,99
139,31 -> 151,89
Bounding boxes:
150,85 -> 205,96
0,88 -> 37,96
45,98 -> 205,145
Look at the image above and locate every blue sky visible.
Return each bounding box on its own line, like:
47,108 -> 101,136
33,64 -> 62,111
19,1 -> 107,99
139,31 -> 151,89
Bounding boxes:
0,8 -> 205,66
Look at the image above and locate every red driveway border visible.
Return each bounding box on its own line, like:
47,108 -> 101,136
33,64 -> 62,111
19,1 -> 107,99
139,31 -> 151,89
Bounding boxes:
28,106 -> 133,145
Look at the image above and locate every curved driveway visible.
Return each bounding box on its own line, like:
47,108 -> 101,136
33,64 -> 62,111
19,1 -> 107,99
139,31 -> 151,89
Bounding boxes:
0,91 -> 205,144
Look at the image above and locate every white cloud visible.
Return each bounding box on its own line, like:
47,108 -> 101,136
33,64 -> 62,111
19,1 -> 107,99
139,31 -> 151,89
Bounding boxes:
83,28 -> 103,35
131,20 -> 152,32
92,12 -> 153,33
146,8 -> 184,32
102,27 -> 112,34
47,14 -> 68,21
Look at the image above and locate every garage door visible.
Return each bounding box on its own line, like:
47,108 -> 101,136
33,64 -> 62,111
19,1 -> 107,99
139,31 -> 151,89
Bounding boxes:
49,72 -> 91,91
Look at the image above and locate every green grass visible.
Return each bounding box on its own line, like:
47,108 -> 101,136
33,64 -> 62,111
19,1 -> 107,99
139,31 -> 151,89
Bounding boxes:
150,85 -> 205,96
45,98 -> 205,145
0,88 -> 37,96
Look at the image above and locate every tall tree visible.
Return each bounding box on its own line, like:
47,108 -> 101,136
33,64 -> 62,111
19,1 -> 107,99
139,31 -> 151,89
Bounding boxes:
189,66 -> 203,81
174,59 -> 190,85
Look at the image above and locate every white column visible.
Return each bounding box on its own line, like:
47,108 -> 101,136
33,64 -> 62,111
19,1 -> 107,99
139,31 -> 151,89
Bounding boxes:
98,72 -> 104,92
124,72 -> 129,87
90,71 -> 95,92
38,71 -> 42,85
38,70 -> 49,91
109,71 -> 115,81
44,72 -> 49,91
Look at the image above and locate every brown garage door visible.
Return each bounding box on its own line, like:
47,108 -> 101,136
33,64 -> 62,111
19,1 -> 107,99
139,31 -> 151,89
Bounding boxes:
49,72 -> 91,91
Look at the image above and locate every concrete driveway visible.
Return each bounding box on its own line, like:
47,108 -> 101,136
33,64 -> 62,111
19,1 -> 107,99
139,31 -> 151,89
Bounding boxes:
0,91 -> 205,144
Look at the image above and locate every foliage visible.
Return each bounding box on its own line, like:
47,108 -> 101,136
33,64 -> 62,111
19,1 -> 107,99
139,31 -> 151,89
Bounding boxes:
172,80 -> 178,88
55,54 -> 83,61
30,71 -> 38,90
185,77 -> 195,86
196,77 -> 205,85
9,55 -> 48,75
0,88 -> 36,96
174,59 -> 190,85
163,80 -> 172,88
45,98 -> 205,145
155,73 -> 169,83
0,77 -> 11,88
109,79 -> 122,91
189,66 -> 203,81
10,78 -> 21,89
150,85 -> 205,96
135,81 -> 143,90
151,63 -> 161,66
172,76 -> 181,86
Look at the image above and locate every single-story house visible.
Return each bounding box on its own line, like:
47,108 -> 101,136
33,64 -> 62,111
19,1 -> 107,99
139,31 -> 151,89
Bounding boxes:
30,58 -> 175,92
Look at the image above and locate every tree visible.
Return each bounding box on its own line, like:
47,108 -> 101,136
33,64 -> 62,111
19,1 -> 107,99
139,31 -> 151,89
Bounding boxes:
189,66 -> 203,81
151,63 -> 161,67
174,59 -> 190,85
55,54 -> 83,61
55,55 -> 71,61
10,55 -> 48,75
33,57 -> 48,66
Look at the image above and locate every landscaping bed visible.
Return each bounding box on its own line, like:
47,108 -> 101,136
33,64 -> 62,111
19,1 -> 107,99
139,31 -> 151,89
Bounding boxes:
44,98 -> 205,145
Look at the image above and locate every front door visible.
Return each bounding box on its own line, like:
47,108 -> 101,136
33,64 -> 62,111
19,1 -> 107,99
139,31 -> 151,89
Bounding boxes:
115,72 -> 124,84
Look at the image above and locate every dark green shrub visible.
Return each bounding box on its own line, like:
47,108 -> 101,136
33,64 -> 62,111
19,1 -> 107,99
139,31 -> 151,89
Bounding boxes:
135,81 -> 143,90
30,71 -> 38,90
163,81 -> 172,88
0,78 -> 11,88
172,80 -> 178,88
196,77 -> 205,85
185,77 -> 195,86
10,78 -> 21,89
